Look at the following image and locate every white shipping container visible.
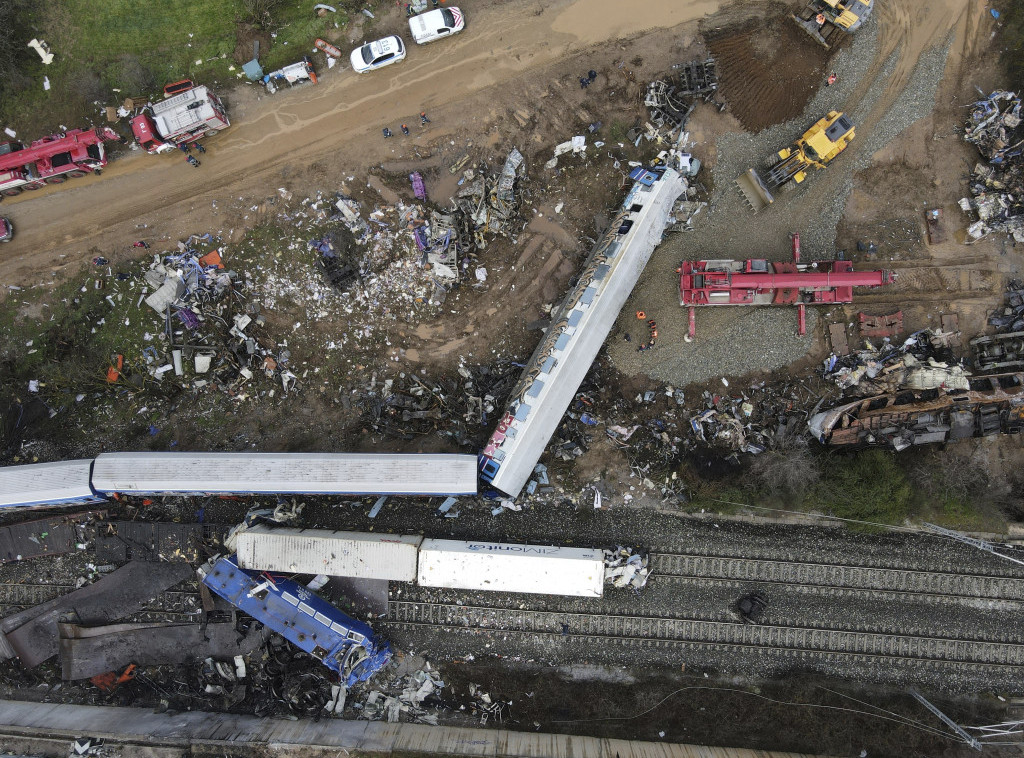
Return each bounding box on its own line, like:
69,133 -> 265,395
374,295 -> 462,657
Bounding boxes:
0,460 -> 102,508
236,526 -> 422,581
417,539 -> 604,597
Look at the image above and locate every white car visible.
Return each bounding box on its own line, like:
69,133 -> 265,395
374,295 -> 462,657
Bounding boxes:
409,7 -> 465,45
350,36 -> 406,74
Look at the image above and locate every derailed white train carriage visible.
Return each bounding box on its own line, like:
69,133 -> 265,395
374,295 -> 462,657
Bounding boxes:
0,451 -> 479,509
90,452 -> 478,497
417,539 -> 604,597
0,460 -> 104,509
236,527 -> 605,598
236,525 -> 423,582
479,164 -> 688,498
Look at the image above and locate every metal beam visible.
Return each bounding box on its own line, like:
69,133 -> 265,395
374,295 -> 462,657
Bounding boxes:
909,688 -> 982,751
923,523 -> 1024,568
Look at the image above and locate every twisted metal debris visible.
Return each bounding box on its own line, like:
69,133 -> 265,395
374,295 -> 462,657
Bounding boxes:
961,90 -> 1024,242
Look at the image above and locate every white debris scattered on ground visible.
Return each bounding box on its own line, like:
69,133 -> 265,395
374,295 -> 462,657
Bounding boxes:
358,665 -> 445,725
604,546 -> 651,590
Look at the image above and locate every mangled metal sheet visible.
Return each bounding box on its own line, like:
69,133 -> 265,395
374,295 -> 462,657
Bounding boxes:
200,554 -> 391,686
604,546 -> 650,591
144,278 -> 186,314
93,521 -> 225,563
823,329 -> 968,396
235,525 -> 422,581
809,371 -> 1024,448
494,147 -> 524,204
0,511 -> 105,564
1,560 -> 193,666
961,91 -> 1024,242
480,165 -> 687,497
643,59 -> 718,135
58,621 -> 267,680
972,331 -> 1024,373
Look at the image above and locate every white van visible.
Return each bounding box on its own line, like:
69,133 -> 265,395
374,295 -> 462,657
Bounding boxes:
409,7 -> 465,45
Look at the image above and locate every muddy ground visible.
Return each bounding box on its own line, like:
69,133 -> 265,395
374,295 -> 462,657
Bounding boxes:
1,0 -> 1024,755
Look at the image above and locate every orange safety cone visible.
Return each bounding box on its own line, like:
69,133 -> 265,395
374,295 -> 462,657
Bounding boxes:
636,311 -> 646,319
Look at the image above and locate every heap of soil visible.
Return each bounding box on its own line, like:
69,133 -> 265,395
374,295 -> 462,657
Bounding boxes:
707,14 -> 830,133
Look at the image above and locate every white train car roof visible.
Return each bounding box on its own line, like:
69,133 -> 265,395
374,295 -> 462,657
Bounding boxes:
417,538 -> 604,597
236,525 -> 422,582
480,166 -> 687,497
91,452 -> 478,496
0,460 -> 99,508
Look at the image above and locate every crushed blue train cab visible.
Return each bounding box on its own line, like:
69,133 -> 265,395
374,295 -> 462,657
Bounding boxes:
199,554 -> 391,686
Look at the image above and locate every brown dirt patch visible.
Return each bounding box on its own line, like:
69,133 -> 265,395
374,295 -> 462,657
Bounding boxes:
233,23 -> 273,67
706,13 -> 830,132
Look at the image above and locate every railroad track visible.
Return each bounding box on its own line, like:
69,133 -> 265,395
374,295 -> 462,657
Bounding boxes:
0,583 -> 202,621
648,553 -> 1024,602
385,601 -> 1024,671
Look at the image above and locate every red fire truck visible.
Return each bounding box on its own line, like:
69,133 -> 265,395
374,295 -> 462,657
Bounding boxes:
0,127 -> 122,199
131,80 -> 230,154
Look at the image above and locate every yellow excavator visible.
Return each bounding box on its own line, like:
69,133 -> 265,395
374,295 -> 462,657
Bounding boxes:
792,0 -> 875,49
736,111 -> 855,213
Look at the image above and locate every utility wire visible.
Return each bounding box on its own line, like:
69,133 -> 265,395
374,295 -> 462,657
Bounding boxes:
547,684 -> 965,743
815,686 -> 952,739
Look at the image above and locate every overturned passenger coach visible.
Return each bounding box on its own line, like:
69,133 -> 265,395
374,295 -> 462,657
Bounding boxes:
479,162 -> 688,497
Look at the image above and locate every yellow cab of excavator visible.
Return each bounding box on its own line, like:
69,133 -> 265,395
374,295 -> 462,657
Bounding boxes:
802,112 -> 855,166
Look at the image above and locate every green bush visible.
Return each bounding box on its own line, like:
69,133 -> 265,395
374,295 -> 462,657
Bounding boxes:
999,1 -> 1024,92
808,449 -> 912,525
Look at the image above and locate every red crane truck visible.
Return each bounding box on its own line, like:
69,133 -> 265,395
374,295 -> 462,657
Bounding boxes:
131,80 -> 230,154
679,233 -> 895,337
0,127 -> 122,199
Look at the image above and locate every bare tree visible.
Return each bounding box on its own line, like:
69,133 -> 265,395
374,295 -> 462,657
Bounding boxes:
746,435 -> 821,500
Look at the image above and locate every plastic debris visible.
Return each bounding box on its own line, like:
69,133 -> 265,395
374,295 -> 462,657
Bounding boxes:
604,546 -> 651,590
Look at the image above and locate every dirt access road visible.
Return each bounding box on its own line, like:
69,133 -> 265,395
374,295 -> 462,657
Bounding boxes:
0,0 -> 1005,398
0,0 -> 721,290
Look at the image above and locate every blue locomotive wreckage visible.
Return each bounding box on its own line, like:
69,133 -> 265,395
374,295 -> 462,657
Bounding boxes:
199,554 -> 392,686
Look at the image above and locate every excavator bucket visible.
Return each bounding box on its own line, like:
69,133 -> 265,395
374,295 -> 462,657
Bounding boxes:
735,168 -> 774,213
791,12 -> 840,49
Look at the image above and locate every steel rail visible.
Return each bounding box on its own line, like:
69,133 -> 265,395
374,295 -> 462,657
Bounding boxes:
385,600 -> 1024,668
647,553 -> 1024,600
0,583 -> 201,620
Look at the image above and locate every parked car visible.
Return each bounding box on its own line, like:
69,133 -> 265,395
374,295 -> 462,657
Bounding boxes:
0,217 -> 12,243
350,36 -> 406,74
409,6 -> 465,44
